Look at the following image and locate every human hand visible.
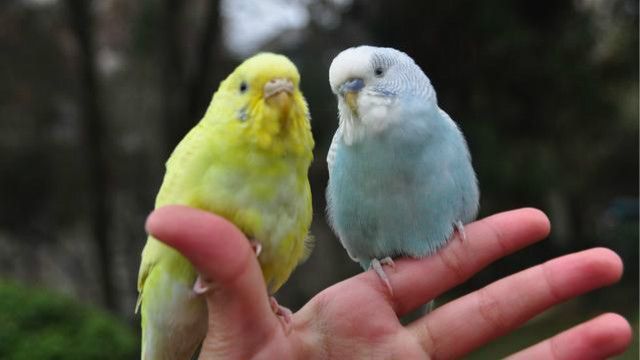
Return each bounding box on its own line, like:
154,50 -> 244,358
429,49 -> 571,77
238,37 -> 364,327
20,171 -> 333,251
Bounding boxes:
145,206 -> 632,359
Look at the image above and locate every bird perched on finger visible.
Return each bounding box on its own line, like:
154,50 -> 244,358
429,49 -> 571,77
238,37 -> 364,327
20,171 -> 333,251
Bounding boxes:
136,53 -> 314,360
326,46 -> 479,296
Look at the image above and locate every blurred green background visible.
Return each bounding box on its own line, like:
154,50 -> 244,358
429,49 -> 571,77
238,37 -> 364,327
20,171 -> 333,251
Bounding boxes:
0,0 -> 637,358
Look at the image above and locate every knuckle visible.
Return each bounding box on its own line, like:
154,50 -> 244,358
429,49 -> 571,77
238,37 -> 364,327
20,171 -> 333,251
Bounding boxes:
414,320 -> 438,358
437,244 -> 468,284
479,218 -> 509,255
476,287 -> 509,335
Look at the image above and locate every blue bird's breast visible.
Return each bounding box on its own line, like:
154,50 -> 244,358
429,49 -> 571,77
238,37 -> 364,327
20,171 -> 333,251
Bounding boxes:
327,111 -> 478,269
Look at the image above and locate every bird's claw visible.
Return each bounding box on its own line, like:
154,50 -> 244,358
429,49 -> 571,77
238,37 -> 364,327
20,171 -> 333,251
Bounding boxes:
270,297 -> 293,334
370,257 -> 395,296
250,239 -> 262,257
454,220 -> 467,242
193,275 -> 212,295
380,257 -> 395,269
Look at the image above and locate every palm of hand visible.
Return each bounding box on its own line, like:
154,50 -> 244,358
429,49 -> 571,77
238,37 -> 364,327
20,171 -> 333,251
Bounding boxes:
295,279 -> 427,359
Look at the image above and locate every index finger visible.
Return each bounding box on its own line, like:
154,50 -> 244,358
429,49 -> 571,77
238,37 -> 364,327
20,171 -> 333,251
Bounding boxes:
145,206 -> 277,334
353,208 -> 551,315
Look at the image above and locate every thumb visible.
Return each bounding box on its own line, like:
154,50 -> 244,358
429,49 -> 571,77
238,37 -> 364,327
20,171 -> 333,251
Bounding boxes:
145,205 -> 280,354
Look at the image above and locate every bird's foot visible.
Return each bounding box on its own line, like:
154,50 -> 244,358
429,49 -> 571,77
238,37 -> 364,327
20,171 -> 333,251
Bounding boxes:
193,275 -> 212,295
454,220 -> 467,242
269,296 -> 293,334
370,257 -> 395,296
250,239 -> 262,257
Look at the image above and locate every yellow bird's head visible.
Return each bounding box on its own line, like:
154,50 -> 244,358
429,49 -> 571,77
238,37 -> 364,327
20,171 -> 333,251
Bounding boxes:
206,53 -> 313,156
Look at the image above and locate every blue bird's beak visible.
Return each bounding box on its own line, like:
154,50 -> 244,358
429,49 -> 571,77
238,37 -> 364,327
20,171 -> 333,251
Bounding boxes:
339,78 -> 364,115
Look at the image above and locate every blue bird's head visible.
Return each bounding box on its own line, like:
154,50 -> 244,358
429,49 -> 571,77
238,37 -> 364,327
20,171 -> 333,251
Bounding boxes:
329,46 -> 437,143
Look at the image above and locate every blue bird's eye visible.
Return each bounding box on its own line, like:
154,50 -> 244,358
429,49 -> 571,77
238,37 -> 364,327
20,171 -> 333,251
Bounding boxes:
374,67 -> 384,77
239,81 -> 248,93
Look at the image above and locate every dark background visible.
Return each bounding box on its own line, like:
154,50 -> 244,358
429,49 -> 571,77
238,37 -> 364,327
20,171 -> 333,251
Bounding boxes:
0,0 -> 637,358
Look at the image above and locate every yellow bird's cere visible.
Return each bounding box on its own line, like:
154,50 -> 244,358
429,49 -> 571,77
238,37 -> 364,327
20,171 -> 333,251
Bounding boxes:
136,53 -> 314,360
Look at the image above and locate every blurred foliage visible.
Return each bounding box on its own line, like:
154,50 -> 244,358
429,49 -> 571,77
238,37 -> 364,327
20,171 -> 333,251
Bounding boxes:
0,280 -> 137,360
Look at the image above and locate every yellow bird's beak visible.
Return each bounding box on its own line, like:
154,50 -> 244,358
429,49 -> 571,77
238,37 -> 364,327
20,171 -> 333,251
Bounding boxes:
264,78 -> 294,114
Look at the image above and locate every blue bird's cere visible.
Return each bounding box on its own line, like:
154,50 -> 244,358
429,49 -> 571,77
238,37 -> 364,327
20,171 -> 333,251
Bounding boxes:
326,46 -> 480,294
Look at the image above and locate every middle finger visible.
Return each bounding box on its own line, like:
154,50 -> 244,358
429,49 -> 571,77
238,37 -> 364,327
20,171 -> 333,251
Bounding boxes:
407,247 -> 623,359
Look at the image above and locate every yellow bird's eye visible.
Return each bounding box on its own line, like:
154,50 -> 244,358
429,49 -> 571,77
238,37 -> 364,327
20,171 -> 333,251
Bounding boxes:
239,81 -> 248,93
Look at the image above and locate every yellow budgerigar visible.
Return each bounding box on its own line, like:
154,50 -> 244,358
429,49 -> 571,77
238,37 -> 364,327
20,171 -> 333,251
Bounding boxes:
136,53 -> 314,360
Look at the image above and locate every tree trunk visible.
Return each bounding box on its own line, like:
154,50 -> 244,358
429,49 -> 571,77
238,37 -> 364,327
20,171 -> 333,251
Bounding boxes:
162,0 -> 222,154
66,0 -> 116,311
186,0 -> 221,123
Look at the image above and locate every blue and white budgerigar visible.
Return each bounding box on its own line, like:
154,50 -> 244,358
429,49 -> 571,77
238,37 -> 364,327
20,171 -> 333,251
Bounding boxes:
326,45 -> 479,293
